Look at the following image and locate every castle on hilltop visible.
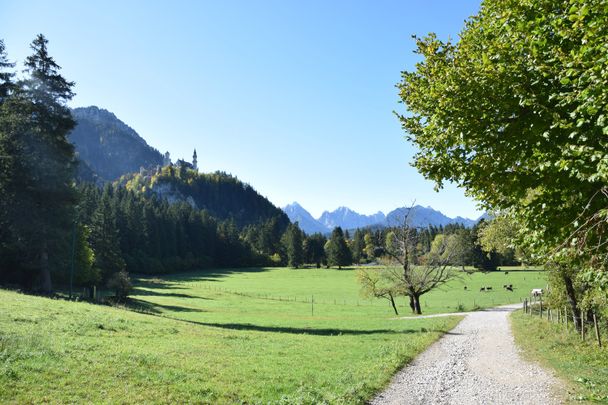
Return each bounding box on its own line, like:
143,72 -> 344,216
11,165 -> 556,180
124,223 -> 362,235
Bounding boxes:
140,149 -> 199,178
161,149 -> 198,171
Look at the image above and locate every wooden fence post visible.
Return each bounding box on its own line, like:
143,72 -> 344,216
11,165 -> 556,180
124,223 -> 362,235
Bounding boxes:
593,312 -> 602,348
581,310 -> 586,341
531,297 -> 534,315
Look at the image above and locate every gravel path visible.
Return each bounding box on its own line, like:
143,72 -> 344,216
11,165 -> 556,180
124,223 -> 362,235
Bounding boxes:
371,304 -> 560,405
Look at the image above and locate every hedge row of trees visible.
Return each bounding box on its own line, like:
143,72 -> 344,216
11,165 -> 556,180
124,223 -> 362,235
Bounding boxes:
281,220 -> 518,271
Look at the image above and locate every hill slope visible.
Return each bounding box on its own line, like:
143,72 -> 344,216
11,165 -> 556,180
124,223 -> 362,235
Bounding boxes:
121,166 -> 289,228
69,106 -> 164,181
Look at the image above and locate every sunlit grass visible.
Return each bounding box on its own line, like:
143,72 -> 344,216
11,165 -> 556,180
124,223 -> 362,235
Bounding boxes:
0,267 -> 547,403
0,285 -> 457,403
136,266 -> 546,318
511,310 -> 608,403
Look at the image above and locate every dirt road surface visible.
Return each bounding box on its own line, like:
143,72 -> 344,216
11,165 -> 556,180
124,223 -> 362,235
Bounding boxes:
371,304 -> 560,404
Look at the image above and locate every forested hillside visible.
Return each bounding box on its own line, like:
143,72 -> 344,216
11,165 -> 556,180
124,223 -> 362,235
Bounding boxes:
0,36 -> 291,293
120,165 -> 290,228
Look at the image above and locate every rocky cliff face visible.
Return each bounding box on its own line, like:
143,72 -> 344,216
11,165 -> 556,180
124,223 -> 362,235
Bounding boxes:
152,182 -> 198,209
69,106 -> 164,181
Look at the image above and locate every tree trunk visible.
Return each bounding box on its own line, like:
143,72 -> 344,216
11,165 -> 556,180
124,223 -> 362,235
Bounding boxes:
409,295 -> 416,314
389,293 -> 399,315
413,294 -> 422,314
563,274 -> 581,331
40,239 -> 52,294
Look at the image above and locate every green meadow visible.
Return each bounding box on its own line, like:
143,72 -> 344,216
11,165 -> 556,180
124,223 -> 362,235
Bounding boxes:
1,267 -> 546,403
132,266 -> 546,318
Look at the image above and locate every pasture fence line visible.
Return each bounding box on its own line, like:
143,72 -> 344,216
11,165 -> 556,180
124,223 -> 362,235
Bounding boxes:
167,282 -> 528,316
524,295 -> 604,348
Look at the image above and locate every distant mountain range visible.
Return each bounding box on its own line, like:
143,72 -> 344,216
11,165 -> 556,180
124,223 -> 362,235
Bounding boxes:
283,202 -> 482,234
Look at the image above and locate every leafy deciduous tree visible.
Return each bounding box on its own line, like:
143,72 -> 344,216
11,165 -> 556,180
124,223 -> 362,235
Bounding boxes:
397,0 -> 608,325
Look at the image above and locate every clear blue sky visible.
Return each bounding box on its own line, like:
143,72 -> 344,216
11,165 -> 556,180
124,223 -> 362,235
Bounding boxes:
1,0 -> 483,219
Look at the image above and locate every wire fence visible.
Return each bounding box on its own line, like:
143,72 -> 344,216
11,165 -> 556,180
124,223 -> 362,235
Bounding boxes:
523,296 -> 604,348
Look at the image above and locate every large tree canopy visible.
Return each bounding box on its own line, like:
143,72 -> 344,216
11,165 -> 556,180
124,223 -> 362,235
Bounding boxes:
398,0 -> 608,263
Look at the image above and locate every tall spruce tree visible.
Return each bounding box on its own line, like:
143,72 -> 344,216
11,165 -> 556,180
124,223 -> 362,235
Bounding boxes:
89,195 -> 126,282
304,233 -> 327,268
282,222 -> 304,268
0,40 -> 14,101
351,228 -> 366,264
0,39 -> 18,284
326,227 -> 352,269
15,34 -> 77,292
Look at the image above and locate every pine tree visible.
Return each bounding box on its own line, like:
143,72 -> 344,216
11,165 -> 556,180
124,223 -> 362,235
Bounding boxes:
23,34 -> 77,292
283,222 -> 304,268
351,228 -> 366,264
0,39 -> 17,284
89,193 -> 126,281
304,233 -> 326,268
326,227 -> 352,269
0,39 -> 15,101
0,35 -> 77,292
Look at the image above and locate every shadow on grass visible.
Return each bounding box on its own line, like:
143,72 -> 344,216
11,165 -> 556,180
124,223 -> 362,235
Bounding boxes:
131,287 -> 208,300
176,318 -> 445,336
133,278 -> 190,290
133,267 -> 276,286
134,266 -> 367,289
128,298 -> 206,314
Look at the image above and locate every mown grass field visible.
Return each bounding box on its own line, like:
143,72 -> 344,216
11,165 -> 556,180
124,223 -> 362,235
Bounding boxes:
136,266 -> 546,318
1,267 -> 546,403
511,310 -> 608,403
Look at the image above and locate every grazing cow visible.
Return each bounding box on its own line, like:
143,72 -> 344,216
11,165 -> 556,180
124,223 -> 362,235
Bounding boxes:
504,271 -> 509,275
531,288 -> 543,297
486,286 -> 493,291
506,286 -> 513,292
503,284 -> 507,288
464,286 -> 468,291
480,287 -> 486,292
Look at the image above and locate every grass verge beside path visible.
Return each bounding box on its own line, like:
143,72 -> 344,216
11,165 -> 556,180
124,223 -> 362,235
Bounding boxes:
511,310 -> 608,403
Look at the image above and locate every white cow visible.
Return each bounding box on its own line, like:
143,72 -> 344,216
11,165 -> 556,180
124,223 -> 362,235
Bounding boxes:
531,288 -> 543,297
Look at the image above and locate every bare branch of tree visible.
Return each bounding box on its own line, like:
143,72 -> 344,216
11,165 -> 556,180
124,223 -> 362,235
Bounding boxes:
358,203 -> 458,314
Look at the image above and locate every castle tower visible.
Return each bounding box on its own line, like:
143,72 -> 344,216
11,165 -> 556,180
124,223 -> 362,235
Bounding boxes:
192,149 -> 198,171
163,151 -> 171,166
